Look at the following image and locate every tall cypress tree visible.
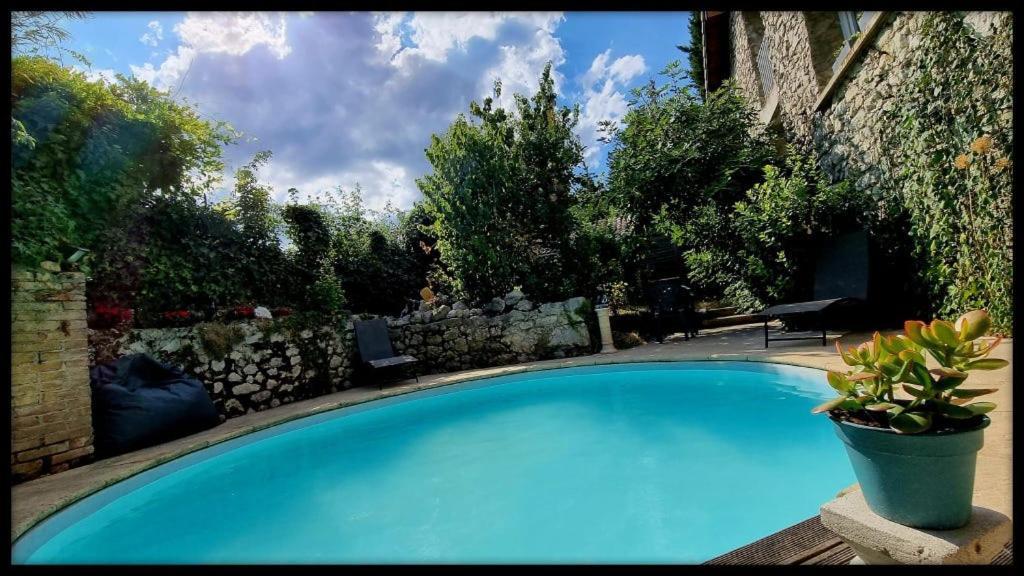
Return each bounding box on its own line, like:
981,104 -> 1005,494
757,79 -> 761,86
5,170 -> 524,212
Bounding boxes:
677,12 -> 705,101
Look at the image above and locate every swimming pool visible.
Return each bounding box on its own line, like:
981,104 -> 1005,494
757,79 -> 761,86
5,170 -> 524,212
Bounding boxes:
13,361 -> 855,564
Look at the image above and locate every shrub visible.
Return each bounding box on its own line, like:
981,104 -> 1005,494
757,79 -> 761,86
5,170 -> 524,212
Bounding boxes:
197,322 -> 245,360
613,331 -> 645,349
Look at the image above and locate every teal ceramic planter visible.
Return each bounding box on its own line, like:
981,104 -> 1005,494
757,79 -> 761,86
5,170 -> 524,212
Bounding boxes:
831,416 -> 990,529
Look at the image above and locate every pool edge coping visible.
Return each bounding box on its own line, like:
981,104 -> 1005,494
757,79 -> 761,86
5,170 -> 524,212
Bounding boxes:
11,354 -> 835,544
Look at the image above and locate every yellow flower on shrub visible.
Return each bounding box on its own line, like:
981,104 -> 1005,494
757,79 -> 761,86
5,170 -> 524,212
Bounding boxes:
954,154 -> 971,169
970,134 -> 994,154
994,157 -> 1010,171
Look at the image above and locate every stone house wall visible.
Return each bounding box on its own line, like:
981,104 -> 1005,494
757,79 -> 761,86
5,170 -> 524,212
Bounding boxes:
11,264 -> 94,482
100,294 -> 592,422
724,11 -> 1011,192
728,12 -> 764,107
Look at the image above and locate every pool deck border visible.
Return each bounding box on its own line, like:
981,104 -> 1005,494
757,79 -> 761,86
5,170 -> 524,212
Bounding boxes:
10,323 -> 1012,549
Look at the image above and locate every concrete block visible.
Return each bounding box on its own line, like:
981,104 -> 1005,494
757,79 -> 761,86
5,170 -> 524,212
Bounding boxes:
820,491 -> 1012,564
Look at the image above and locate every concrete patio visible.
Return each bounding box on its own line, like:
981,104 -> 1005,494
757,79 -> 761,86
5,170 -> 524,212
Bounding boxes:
10,321 -> 1013,545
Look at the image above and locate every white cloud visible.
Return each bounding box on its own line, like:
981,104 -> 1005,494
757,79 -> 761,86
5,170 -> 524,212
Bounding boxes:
484,26 -> 566,109
132,12 -> 291,90
576,50 -> 647,164
79,66 -> 118,84
263,158 -> 419,212
372,12 -> 407,62
128,13 -> 578,211
131,46 -> 196,90
375,12 -> 563,71
176,12 -> 291,58
139,20 -> 163,47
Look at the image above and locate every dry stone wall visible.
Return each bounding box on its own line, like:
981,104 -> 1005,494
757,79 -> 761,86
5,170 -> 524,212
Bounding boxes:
11,264 -> 94,482
96,293 -> 592,423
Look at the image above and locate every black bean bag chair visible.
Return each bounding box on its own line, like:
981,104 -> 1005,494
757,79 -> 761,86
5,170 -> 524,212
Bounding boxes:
90,353 -> 220,457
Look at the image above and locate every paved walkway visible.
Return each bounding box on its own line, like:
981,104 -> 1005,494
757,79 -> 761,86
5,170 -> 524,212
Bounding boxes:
10,322 -> 1012,543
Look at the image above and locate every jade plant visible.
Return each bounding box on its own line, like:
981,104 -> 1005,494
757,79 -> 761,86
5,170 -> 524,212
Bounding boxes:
812,310 -> 1007,434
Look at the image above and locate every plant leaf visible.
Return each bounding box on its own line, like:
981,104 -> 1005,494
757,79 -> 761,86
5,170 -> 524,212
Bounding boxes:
902,384 -> 931,399
933,400 -> 975,419
811,396 -> 846,414
889,411 -> 932,434
930,319 -> 959,347
847,371 -> 877,382
904,320 -> 928,346
865,402 -> 898,412
955,310 -> 991,341
898,349 -> 927,365
965,358 -> 1009,370
826,371 -> 852,394
949,387 -> 998,398
963,401 -> 996,415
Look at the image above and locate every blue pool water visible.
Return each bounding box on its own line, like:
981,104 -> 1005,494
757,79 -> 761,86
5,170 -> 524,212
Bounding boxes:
14,361 -> 854,564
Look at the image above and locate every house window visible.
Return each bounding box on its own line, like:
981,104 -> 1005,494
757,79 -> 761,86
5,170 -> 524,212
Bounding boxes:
756,35 -> 775,101
832,11 -> 876,74
837,11 -> 859,40
740,12 -> 773,106
804,12 -> 847,89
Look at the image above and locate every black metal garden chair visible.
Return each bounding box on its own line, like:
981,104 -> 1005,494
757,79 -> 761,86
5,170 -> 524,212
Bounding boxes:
353,319 -> 419,389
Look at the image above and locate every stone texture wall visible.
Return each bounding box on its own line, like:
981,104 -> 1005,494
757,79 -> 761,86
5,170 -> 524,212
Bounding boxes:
113,322 -> 355,420
96,293 -> 592,422
11,264 -> 94,482
808,12 -> 1011,193
760,11 -> 828,144
726,11 -> 1011,193
387,293 -> 593,374
728,12 -> 765,107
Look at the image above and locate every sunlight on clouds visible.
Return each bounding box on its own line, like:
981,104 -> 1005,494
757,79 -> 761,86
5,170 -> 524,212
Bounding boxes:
131,12 -> 291,90
263,158 -> 419,212
577,49 -> 647,164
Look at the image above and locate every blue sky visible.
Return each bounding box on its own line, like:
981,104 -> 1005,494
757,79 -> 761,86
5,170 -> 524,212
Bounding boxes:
59,11 -> 692,210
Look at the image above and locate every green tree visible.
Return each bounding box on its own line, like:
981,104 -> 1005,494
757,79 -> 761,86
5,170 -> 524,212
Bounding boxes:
677,12 -> 705,100
418,63 -> 590,303
604,67 -> 778,304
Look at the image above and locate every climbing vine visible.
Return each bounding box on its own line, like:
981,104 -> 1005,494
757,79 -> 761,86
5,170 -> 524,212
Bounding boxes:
882,12 -> 1013,333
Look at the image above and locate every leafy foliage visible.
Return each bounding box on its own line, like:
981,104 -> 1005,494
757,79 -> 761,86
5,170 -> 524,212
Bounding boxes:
728,146 -> 870,308
12,56 -> 236,267
603,68 -> 784,308
813,310 -> 1005,434
880,12 -> 1013,333
418,63 -> 600,303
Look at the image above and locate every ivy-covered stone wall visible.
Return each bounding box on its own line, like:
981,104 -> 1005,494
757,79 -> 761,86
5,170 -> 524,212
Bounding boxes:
725,11 -> 1013,332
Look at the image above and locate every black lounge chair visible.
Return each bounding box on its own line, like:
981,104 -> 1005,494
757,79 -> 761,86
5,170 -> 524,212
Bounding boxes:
354,318 -> 419,389
759,230 -> 869,348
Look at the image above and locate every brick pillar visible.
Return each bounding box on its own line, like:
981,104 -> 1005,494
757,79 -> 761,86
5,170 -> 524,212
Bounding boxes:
11,263 -> 93,482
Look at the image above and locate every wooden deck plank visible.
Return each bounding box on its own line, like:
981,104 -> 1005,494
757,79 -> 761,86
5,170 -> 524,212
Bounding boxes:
706,515 -> 1014,565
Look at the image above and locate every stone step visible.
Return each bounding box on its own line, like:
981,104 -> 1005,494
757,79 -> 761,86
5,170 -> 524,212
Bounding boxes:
702,313 -> 761,328
701,306 -> 738,320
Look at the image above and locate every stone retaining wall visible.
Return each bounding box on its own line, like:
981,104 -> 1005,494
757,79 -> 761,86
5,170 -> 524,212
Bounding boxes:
11,264 -> 94,482
99,294 -> 592,422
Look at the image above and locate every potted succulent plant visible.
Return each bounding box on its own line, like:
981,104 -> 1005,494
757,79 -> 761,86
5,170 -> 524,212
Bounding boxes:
812,310 -> 1006,529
